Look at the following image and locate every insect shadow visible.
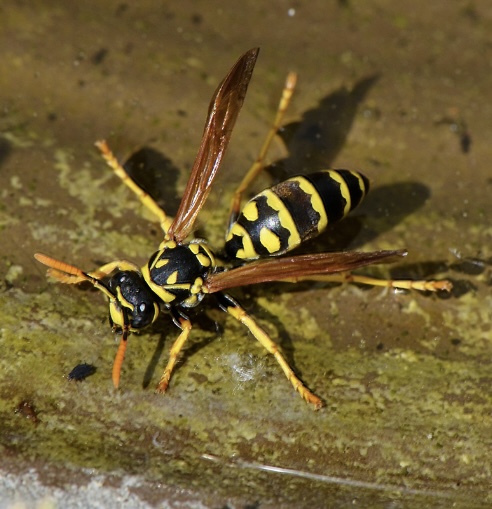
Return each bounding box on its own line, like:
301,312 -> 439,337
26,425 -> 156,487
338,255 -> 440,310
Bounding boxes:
270,73 -> 431,234
262,74 -> 448,283
273,74 -> 380,175
0,136 -> 12,168
142,307 -> 219,389
123,146 -> 182,221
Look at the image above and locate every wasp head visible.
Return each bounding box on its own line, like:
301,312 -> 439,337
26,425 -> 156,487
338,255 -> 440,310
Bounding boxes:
107,270 -> 160,331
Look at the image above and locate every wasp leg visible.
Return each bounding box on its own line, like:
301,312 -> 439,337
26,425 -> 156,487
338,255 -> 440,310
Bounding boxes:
95,140 -> 173,235
282,272 -> 452,292
216,292 -> 323,410
156,308 -> 193,393
227,72 -> 297,230
112,323 -> 130,389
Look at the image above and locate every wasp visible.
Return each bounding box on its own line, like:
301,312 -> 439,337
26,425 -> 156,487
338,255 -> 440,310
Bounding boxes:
35,48 -> 451,409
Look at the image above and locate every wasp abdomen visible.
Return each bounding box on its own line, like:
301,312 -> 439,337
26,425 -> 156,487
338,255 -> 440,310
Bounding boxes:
225,169 -> 369,260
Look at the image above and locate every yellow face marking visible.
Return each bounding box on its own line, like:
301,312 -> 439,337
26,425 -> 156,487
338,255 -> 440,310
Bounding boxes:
326,170 -> 351,215
259,227 -> 281,254
262,189 -> 301,250
242,201 -> 259,222
116,287 -> 134,310
226,223 -> 258,259
166,271 -> 179,285
289,176 -> 328,232
109,302 -> 124,328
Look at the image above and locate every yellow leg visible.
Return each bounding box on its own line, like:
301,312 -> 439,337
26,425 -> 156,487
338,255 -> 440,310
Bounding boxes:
228,72 -> 297,229
95,140 -> 173,235
218,293 -> 323,410
282,272 -> 452,292
156,313 -> 192,393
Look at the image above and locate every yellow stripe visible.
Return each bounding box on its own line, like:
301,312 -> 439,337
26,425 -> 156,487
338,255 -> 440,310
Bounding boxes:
109,302 -> 125,327
141,262 -> 176,303
196,253 -> 211,267
190,277 -> 204,294
166,271 -> 178,285
154,288 -> 177,303
352,171 -> 368,198
289,176 -> 328,233
116,287 -> 134,310
259,227 -> 281,254
159,239 -> 176,250
326,170 -> 351,215
226,223 -> 258,259
154,257 -> 169,269
183,295 -> 198,307
262,189 -> 301,250
242,200 -> 259,222
198,244 -> 215,263
151,303 -> 160,323
190,242 -> 215,266
189,243 -> 200,254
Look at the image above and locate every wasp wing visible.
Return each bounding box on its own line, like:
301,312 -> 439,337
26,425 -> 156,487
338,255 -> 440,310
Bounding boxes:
205,249 -> 407,293
167,48 -> 259,242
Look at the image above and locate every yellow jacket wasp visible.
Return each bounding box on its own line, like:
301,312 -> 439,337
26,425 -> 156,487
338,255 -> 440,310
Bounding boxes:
35,48 -> 451,409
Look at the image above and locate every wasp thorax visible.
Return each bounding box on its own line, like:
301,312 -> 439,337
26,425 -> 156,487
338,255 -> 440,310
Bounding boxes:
107,270 -> 160,330
141,242 -> 216,307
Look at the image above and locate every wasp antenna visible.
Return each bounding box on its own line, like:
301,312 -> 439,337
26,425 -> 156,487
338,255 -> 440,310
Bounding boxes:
35,253 -> 89,284
34,253 -> 84,277
34,252 -> 119,301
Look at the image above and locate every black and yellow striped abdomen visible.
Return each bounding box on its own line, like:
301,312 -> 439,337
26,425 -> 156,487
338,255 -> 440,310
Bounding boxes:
225,169 -> 369,260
